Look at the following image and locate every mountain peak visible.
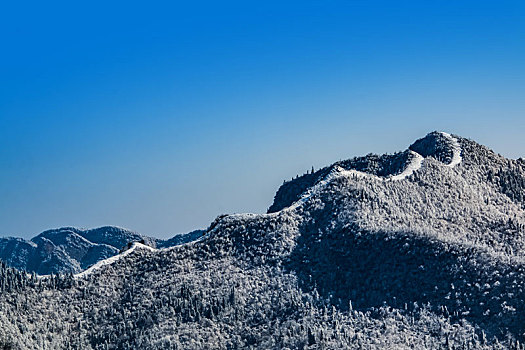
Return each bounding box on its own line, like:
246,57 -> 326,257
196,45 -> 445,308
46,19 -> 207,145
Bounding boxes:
1,131 -> 525,348
409,131 -> 462,167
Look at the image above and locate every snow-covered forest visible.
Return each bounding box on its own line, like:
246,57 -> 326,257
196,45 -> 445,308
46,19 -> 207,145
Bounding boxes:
1,132 -> 525,349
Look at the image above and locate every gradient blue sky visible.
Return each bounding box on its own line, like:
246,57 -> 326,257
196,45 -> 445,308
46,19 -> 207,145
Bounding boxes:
1,1 -> 524,239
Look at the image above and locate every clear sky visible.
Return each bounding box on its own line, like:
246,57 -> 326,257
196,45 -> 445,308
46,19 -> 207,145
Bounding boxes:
1,1 -> 524,239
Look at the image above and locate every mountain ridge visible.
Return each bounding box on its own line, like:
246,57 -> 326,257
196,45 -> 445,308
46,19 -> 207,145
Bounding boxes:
0,226 -> 204,275
1,131 -> 525,349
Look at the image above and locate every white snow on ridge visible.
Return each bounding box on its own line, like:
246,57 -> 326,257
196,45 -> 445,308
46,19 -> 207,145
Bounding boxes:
285,151 -> 425,212
388,151 -> 425,181
440,132 -> 462,167
67,133 -> 463,277
33,240 -> 203,279
75,242 -> 155,279
285,133 -> 462,211
332,150 -> 424,183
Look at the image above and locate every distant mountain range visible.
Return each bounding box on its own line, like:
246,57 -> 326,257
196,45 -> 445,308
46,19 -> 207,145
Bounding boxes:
0,226 -> 203,275
1,131 -> 525,349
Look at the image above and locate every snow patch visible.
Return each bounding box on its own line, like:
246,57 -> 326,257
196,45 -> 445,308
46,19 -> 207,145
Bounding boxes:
331,151 -> 424,183
75,242 -> 154,279
440,132 -> 462,167
388,151 -> 425,181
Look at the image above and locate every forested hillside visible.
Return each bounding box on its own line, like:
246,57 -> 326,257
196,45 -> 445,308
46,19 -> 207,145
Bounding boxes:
0,227 -> 204,275
1,132 -> 524,349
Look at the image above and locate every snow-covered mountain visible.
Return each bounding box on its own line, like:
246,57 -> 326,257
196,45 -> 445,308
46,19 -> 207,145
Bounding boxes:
0,226 -> 204,274
1,131 -> 525,349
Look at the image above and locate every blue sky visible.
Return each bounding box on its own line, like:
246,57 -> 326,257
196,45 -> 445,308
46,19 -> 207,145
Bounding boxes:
1,1 -> 524,239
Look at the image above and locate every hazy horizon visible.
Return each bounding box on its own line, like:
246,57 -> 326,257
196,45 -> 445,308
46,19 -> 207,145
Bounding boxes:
2,1 -> 525,239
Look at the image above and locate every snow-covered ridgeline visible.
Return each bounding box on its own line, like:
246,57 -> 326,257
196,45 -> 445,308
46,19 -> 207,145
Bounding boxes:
388,151 -> 425,181
30,134 -> 465,279
440,132 -> 462,167
287,165 -> 353,210
330,151 -> 425,183
217,134 -> 463,222
31,239 -> 204,279
72,236 -> 211,278
289,133 -> 462,211
75,242 -> 154,279
286,150 -> 425,212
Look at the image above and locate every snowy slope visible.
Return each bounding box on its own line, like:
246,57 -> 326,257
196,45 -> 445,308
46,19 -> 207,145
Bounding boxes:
0,227 -> 204,275
441,132 -> 462,167
282,132 -> 461,212
75,242 -> 155,278
3,131 -> 525,350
